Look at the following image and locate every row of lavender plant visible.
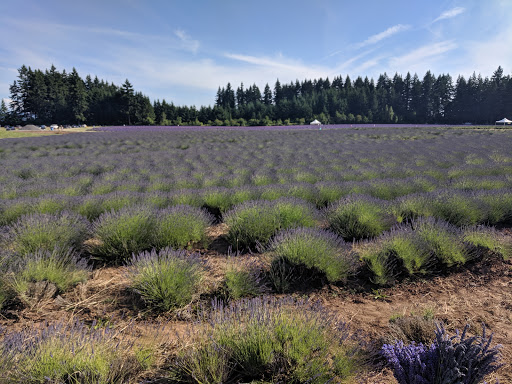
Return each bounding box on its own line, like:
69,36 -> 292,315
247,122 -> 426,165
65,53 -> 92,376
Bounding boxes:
1,128 -> 511,201
2,187 -> 511,238
2,200 -> 508,312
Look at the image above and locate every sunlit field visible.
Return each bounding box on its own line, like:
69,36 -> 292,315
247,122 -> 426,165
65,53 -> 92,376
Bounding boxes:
0,125 -> 510,383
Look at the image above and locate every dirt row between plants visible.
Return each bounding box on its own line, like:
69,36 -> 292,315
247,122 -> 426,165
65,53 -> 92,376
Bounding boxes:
1,228 -> 511,383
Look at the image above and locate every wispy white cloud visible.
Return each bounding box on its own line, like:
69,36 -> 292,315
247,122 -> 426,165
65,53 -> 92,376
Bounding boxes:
224,53 -> 322,74
460,23 -> 512,76
389,40 -> 458,69
174,29 -> 200,53
356,24 -> 411,48
433,7 -> 465,23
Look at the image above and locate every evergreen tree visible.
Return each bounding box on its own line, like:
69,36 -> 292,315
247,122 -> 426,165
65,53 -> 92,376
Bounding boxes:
273,79 -> 282,105
0,99 -> 8,125
67,68 -> 88,123
121,79 -> 135,125
263,83 -> 272,105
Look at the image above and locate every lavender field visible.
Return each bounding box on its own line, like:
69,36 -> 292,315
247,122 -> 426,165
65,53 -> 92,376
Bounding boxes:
0,125 -> 510,383
2,125 -> 512,226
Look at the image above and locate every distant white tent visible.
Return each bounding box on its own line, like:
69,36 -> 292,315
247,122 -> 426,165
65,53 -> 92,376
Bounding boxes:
310,119 -> 321,125
495,118 -> 512,125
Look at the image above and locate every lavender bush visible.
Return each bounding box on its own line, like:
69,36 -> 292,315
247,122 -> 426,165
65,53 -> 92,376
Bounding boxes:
326,195 -> 394,241
0,319 -> 160,383
221,257 -> 267,300
2,127 -> 512,248
359,218 -> 469,285
155,205 -> 214,250
90,205 -> 157,263
127,248 -> 204,311
382,323 -> 503,384
8,248 -> 90,297
223,198 -> 318,251
267,227 -> 357,291
7,211 -> 89,256
170,296 -> 364,383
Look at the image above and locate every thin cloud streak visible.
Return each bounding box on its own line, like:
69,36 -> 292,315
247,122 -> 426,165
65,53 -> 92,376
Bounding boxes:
174,29 -> 200,53
355,24 -> 411,48
433,7 -> 465,23
389,40 -> 458,69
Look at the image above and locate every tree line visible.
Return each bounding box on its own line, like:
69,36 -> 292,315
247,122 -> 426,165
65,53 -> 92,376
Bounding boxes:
4,65 -> 154,126
3,65 -> 512,126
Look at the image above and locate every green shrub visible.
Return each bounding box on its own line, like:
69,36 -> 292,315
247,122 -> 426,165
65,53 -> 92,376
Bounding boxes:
463,226 -> 512,260
273,197 -> 318,229
170,297 -> 363,383
202,188 -> 233,213
223,198 -> 318,251
327,195 -> 394,241
314,182 -> 350,207
390,193 -> 434,223
127,248 -> 204,312
35,197 -> 70,215
8,211 -> 89,256
7,248 -> 89,300
0,200 -> 35,226
229,187 -> 258,206
267,228 -> 356,291
259,185 -> 288,201
223,200 -> 280,251
0,320 -> 160,383
154,205 -> 214,249
0,255 -> 13,309
413,218 -> 467,267
432,193 -> 486,226
170,189 -> 204,207
74,195 -> 105,220
99,192 -> 142,213
90,205 -> 157,263
359,218 -> 469,285
479,190 -> 512,225
358,230 -> 428,285
286,183 -> 317,203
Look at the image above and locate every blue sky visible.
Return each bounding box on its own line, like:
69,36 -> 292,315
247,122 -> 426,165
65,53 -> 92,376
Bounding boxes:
1,0 -> 512,107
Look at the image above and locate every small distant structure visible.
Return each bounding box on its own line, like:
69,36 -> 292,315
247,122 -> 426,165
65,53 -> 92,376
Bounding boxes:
495,118 -> 512,126
310,119 -> 321,125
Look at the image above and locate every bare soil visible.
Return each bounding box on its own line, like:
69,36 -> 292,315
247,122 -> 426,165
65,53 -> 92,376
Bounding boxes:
2,226 -> 511,383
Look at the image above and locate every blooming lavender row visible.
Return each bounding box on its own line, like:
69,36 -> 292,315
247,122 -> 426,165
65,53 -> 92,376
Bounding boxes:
1,128 -> 511,207
93,123 -> 446,132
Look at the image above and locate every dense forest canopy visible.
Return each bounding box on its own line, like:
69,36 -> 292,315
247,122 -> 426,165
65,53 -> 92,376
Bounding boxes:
3,65 -> 512,126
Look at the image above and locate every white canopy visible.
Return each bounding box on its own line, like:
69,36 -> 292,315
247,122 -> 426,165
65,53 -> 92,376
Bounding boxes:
310,119 -> 321,125
495,118 -> 512,125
